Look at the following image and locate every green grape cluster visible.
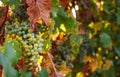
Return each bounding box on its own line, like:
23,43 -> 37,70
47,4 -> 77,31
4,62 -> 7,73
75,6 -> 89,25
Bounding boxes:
12,5 -> 28,20
52,36 -> 73,68
5,21 -> 44,71
5,21 -> 29,35
37,23 -> 49,33
78,34 -> 90,63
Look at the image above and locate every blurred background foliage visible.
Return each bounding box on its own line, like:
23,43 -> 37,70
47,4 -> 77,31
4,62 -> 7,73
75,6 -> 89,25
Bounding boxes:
0,0 -> 120,77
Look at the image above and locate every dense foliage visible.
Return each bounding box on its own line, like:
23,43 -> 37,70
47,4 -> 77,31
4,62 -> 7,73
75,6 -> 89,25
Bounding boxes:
0,0 -> 120,77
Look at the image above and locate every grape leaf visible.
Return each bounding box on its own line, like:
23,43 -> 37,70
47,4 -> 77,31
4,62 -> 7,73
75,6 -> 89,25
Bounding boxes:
20,70 -> 32,77
0,41 -> 21,77
100,33 -> 111,47
38,67 -> 48,77
51,0 -> 59,17
1,0 -> 20,5
25,0 -> 52,30
54,7 -> 75,33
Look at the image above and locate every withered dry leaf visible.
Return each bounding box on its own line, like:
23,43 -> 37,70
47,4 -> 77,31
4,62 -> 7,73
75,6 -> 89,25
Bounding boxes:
0,5 -> 9,45
15,57 -> 26,70
25,0 -> 52,30
41,52 -> 63,77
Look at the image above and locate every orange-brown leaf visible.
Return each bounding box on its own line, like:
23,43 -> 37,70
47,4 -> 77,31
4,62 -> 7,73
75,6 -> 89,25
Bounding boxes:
0,5 -> 8,45
25,0 -> 52,30
60,0 -> 71,10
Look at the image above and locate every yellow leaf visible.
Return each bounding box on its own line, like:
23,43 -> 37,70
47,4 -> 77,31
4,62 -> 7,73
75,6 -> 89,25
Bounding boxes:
89,22 -> 101,31
76,72 -> 84,77
93,0 -> 98,3
37,56 -> 43,63
95,53 -> 103,69
88,22 -> 94,28
6,34 -> 10,38
97,60 -> 103,69
90,59 -> 98,72
94,23 -> 101,31
115,56 -> 119,60
89,33 -> 93,39
69,2 -> 72,7
36,18 -> 42,24
60,24 -> 66,32
104,22 -> 110,28
56,61 -> 71,75
83,56 -> 94,63
103,60 -> 112,70
98,47 -> 102,52
100,4 -> 103,11
52,28 -> 59,41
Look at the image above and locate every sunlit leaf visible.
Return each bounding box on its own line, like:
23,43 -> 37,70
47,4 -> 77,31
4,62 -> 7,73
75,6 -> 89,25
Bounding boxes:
54,7 -> 75,33
76,72 -> 84,77
60,24 -> 66,32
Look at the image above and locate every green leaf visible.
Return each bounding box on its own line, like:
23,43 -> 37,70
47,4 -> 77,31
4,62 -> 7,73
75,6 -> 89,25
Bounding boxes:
5,40 -> 21,66
114,47 -> 120,57
100,33 -> 111,47
1,0 -> 20,5
0,41 -> 21,77
66,72 -> 72,77
38,68 -> 48,77
0,43 -> 17,77
89,72 -> 99,77
116,8 -> 120,25
11,40 -> 21,59
20,70 -> 32,77
117,0 -> 120,6
102,66 -> 116,77
54,7 -> 75,33
51,0 -> 59,17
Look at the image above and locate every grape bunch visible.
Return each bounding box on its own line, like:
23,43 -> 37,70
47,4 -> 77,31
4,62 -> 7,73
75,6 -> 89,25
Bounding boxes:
37,23 -> 49,33
5,21 -> 44,71
52,36 -> 73,68
78,34 -> 90,63
12,5 -> 28,20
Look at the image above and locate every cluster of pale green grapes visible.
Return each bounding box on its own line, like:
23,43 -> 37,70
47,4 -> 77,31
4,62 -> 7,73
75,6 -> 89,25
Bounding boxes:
5,21 -> 44,71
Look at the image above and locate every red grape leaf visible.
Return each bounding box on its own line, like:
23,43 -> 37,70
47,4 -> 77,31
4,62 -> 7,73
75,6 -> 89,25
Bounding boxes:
0,5 -> 8,45
25,0 -> 52,30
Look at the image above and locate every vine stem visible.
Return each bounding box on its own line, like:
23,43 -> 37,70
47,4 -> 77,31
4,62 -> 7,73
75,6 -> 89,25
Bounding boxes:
47,51 -> 63,77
